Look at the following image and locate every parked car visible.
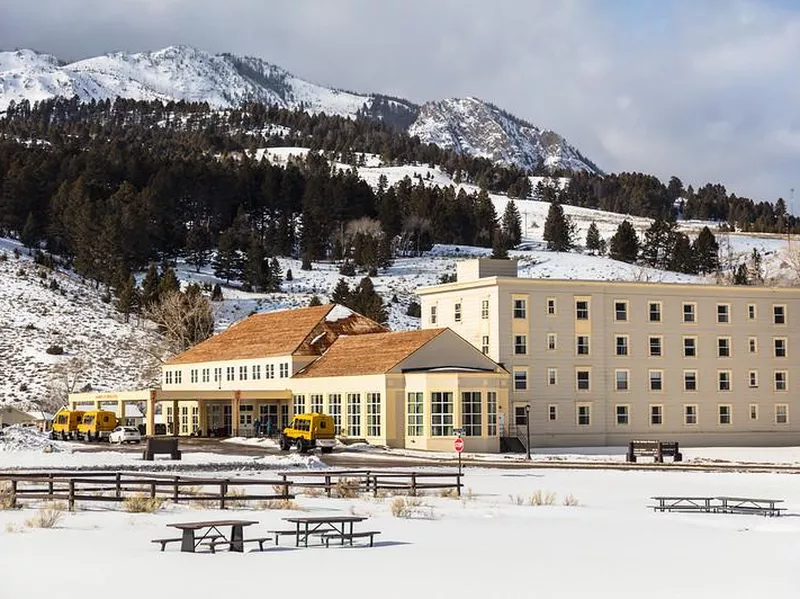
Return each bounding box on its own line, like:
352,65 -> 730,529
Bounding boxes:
109,426 -> 142,444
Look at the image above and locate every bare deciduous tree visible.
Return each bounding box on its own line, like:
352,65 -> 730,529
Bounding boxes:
42,357 -> 87,412
144,289 -> 214,355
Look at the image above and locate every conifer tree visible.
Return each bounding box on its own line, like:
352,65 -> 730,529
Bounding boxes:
641,216 -> 678,269
501,200 -> 523,248
491,231 -> 509,259
20,212 -> 38,252
211,283 -> 224,302
608,220 -> 639,263
158,267 -> 180,297
308,295 -> 322,307
350,277 -> 387,324
733,263 -> 749,285
693,226 -> 720,274
244,236 -> 267,291
213,228 -> 244,284
543,201 -> 574,252
330,278 -> 351,306
585,222 -> 603,254
114,273 -> 139,323
185,223 -> 212,272
669,232 -> 697,274
140,263 -> 161,307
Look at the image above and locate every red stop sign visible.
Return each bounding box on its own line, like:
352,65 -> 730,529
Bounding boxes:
454,437 -> 464,453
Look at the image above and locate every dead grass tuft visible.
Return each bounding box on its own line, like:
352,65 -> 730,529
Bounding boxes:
563,493 -> 580,507
25,503 -> 65,528
257,499 -> 300,511
0,482 -> 19,510
529,490 -> 557,506
123,494 -> 163,513
335,478 -> 361,499
391,497 -> 436,519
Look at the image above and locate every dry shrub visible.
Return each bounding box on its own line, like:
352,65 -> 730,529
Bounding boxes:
5,522 -> 23,533
466,488 -> 475,501
0,482 -> 18,510
509,494 -> 525,506
258,499 -> 300,510
123,494 -> 163,513
335,478 -> 361,498
182,486 -> 203,496
25,503 -> 65,528
529,490 -> 557,506
438,487 -> 459,499
301,486 -> 323,498
272,483 -> 291,496
391,497 -> 435,519
563,493 -> 580,507
225,488 -> 247,509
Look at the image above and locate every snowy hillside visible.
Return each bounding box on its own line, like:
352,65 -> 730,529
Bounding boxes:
409,97 -> 600,173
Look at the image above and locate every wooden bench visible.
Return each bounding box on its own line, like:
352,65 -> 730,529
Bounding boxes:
627,440 -> 683,463
151,534 -> 222,551
320,530 -> 381,548
267,529 -> 301,545
202,537 -> 272,553
142,437 -> 181,461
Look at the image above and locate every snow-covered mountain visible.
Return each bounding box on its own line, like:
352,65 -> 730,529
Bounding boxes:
0,46 -> 599,173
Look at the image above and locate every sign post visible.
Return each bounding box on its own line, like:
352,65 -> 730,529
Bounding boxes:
453,429 -> 465,497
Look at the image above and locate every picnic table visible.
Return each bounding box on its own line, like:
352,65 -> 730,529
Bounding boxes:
165,519 -> 259,553
716,496 -> 785,517
651,496 -> 716,513
650,496 -> 786,517
282,515 -> 371,547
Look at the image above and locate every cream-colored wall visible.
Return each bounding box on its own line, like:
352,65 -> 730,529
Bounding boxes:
161,355 -> 302,392
395,328 -> 505,373
419,275 -> 800,447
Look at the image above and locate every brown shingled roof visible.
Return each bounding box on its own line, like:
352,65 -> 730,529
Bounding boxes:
294,329 -> 447,378
166,304 -> 387,365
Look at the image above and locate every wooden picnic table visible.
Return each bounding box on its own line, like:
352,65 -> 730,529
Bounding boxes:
651,496 -> 717,512
283,515 -> 367,547
167,519 -> 259,553
715,496 -> 785,516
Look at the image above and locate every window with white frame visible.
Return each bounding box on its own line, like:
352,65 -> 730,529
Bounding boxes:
718,371 -> 731,391
487,392 -> 498,436
514,334 -> 528,355
239,365 -> 248,381
192,406 -> 199,431
214,367 -> 222,383
576,335 -> 590,356
514,369 -> 528,391
252,364 -> 261,380
749,337 -> 758,354
576,370 -> 591,391
481,336 -> 489,355
481,299 -> 490,320
775,371 -> 788,391
683,337 -> 697,357
181,406 -> 189,434
279,363 -> 289,378
773,305 -> 786,325
649,302 -> 662,322
575,300 -> 590,320
310,394 -> 324,414
292,394 -> 306,416
749,370 -> 758,388
717,304 -> 730,324
547,333 -> 557,351
366,393 -> 381,437
328,394 -> 342,434
577,404 -> 591,426
265,364 -> 274,379
190,369 -> 198,384
406,392 -> 424,437
774,338 -> 787,358
718,405 -> 732,425
430,305 -> 437,325
226,366 -> 235,381
615,301 -> 628,322
683,303 -> 696,323
548,405 -> 557,421
684,405 -> 698,425
750,404 -> 759,421
649,336 -> 662,357
684,371 -> 697,391
454,303 -> 462,322
165,371 -> 173,385
547,298 -> 556,315
717,337 -> 731,357
616,405 -> 629,425
616,335 -> 629,356
431,392 -> 454,437
615,370 -> 629,391
202,368 -> 210,383
513,298 -> 527,319
649,370 -> 663,391
462,391 -> 482,437
650,405 -> 663,426
776,404 -> 789,425
514,406 -> 528,425
748,304 -> 756,320
547,368 -> 557,386
346,393 -> 362,436
175,370 -> 182,384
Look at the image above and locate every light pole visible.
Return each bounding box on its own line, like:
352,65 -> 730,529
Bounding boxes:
525,404 -> 531,460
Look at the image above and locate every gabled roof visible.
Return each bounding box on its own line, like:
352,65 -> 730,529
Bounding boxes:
166,304 -> 387,365
293,329 -> 448,378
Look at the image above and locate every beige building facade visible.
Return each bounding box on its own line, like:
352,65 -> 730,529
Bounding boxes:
417,258 -> 800,447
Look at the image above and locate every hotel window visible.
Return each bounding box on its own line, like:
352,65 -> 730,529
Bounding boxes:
749,370 -> 759,388
575,300 -> 590,320
461,391 -> 482,437
749,337 -> 758,354
614,301 -> 628,322
481,336 -> 490,355
430,305 -> 437,325
266,364 -> 275,379
718,405 -> 732,425
748,304 -> 757,320
214,367 -> 222,383
616,405 -> 629,426
682,303 -> 696,323
165,371 -> 173,385
513,298 -> 527,319
514,334 -> 528,355
454,303 -> 462,322
547,298 -> 556,315
279,363 -> 289,378
775,371 -> 788,391
718,371 -> 731,391
548,368 -> 557,386
684,405 -> 698,425
346,393 -> 362,437
750,404 -> 759,421
181,406 -> 189,433
487,392 -> 498,436
615,370 -> 629,391
649,370 -> 663,391
547,333 -> 557,351
226,367 -> 234,381
776,404 -> 789,425
717,337 -> 731,358
650,405 -> 663,426
406,392 -> 424,437
175,370 -> 182,384
513,368 -> 528,391
773,305 -> 786,325
292,394 -> 306,416
615,335 -> 629,356
366,393 -> 381,437
717,304 -> 730,324
252,364 -> 261,380
430,392 -> 454,437
514,406 -> 528,425
190,369 -> 198,384
328,394 -> 342,434
774,338 -> 787,358
577,404 -> 591,426
481,299 -> 490,320
202,368 -> 210,383
576,335 -> 590,356
576,370 -> 591,391
239,365 -> 248,381
648,302 -> 662,323
649,336 -> 662,357
192,406 -> 199,431
310,394 -> 324,414
683,337 -> 697,357
684,371 -> 697,392
548,405 -> 557,421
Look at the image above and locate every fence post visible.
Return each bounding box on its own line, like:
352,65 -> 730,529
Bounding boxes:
48,473 -> 54,499
365,471 -> 371,494
411,474 -> 417,497
373,474 -> 378,498
115,473 -> 121,500
173,476 -> 179,503
325,475 -> 331,498
9,480 -> 17,509
220,480 -> 228,510
150,481 -> 157,499
456,472 -> 462,497
68,480 -> 75,512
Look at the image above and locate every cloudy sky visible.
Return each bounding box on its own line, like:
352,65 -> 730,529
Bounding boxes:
3,0 -> 800,210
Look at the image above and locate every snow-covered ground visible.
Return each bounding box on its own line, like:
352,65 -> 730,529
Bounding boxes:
1,451 -> 799,598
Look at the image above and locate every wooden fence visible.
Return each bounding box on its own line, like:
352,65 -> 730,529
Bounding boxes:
276,469 -> 463,497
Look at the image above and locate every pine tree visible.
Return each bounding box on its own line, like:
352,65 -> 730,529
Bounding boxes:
114,273 -> 138,323
20,212 -> 38,252
244,236 -> 267,291
501,201 -> 523,248
330,278 -> 351,306
609,220 -> 639,263
158,267 -> 180,297
268,257 -> 283,291
733,263 -> 749,285
543,201 -> 574,252
641,216 -> 677,269
693,226 -> 720,274
491,231 -> 509,259
185,223 -> 212,272
669,232 -> 697,274
213,228 -> 244,284
308,295 -> 322,307
211,283 -> 224,302
585,222 -> 602,254
350,277 -> 387,324
140,263 -> 161,307
748,248 -> 764,285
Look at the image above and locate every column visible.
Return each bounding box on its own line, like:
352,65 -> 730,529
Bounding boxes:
198,401 -> 208,437
232,391 -> 241,437
117,400 -> 123,425
172,400 -> 179,436
146,391 -> 156,437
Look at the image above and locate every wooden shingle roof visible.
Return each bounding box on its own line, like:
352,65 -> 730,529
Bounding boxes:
165,304 -> 387,365
293,329 -> 448,378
